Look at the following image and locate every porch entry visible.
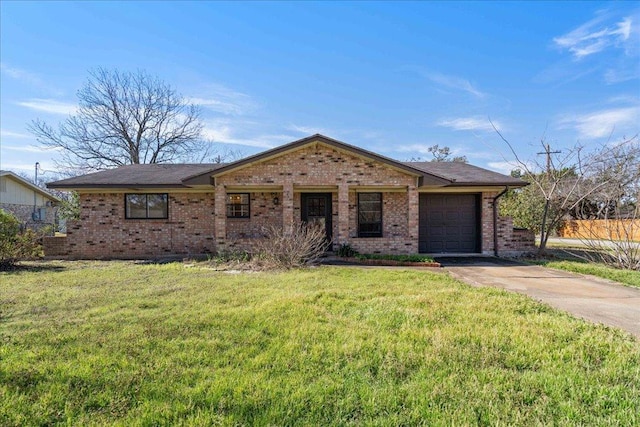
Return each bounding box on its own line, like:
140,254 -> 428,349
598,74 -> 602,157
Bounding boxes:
419,194 -> 480,253
301,193 -> 332,242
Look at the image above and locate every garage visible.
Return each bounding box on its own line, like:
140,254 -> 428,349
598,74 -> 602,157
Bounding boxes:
419,194 -> 480,253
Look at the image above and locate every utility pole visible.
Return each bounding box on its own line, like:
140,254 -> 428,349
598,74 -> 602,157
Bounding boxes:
537,143 -> 561,175
33,162 -> 40,216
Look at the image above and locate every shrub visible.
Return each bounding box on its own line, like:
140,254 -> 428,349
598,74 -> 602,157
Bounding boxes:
210,249 -> 251,264
0,210 -> 43,270
337,243 -> 358,258
254,222 -> 328,269
355,253 -> 435,263
59,191 -> 80,221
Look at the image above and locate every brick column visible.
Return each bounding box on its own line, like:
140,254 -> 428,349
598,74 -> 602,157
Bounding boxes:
214,184 -> 227,251
481,192 -> 497,255
283,181 -> 294,233
407,186 -> 419,253
338,184 -> 349,245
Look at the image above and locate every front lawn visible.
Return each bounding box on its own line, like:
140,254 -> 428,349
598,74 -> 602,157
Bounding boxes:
1,262 -> 638,425
527,252 -> 640,289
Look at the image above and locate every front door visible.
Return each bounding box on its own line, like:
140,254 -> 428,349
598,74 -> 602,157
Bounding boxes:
301,193 -> 332,242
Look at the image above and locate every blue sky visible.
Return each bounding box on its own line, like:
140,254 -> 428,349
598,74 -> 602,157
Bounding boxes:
1,1 -> 638,179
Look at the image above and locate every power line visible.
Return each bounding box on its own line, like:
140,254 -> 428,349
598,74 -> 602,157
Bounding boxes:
537,143 -> 561,174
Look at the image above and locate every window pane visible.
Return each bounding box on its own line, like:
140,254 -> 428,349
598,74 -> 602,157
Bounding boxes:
358,193 -> 382,237
227,193 -> 250,218
147,194 -> 168,218
126,193 -> 168,219
126,194 -> 147,218
359,193 -> 381,203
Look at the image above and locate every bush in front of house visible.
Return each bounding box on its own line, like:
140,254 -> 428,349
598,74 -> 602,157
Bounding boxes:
0,209 -> 43,270
355,253 -> 436,263
337,243 -> 358,257
254,222 -> 327,269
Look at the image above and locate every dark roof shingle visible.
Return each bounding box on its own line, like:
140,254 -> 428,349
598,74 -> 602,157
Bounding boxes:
405,162 -> 524,186
47,135 -> 525,189
47,164 -> 224,189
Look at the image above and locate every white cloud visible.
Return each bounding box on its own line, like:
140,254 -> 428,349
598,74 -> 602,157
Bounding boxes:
17,99 -> 77,115
557,106 -> 640,139
604,66 -> 640,84
395,144 -> 435,154
1,63 -> 44,86
201,120 -> 291,149
425,72 -> 486,98
187,84 -> 256,115
287,124 -> 329,135
437,116 -> 501,132
0,161 -> 58,174
554,13 -> 636,59
486,161 -> 521,175
394,143 -> 473,161
0,63 -> 63,95
2,145 -> 61,153
0,129 -> 30,139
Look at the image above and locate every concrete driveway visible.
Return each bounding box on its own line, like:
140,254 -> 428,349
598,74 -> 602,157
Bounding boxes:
437,257 -> 640,339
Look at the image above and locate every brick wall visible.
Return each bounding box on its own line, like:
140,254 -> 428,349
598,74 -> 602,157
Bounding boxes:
217,144 -> 419,254
480,192 -> 496,255
483,192 -> 536,256
55,144 -> 533,259
1,203 -> 58,233
65,193 -> 215,259
43,235 -> 69,257
227,192 -> 282,240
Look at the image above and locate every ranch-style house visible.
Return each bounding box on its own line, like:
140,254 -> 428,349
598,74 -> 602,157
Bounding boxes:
46,134 -> 534,258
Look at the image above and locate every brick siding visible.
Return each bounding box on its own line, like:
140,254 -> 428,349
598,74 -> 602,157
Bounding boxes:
1,203 -> 57,233
482,192 -> 536,256
43,235 -> 69,257
63,193 -> 215,259
216,144 -> 419,254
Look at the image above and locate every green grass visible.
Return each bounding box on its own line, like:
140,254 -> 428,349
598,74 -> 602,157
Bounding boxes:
355,253 -> 436,263
530,258 -> 640,289
1,262 -> 639,426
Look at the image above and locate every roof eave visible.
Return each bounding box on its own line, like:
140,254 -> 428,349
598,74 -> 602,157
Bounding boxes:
1,171 -> 61,201
445,181 -> 528,187
46,183 -> 194,191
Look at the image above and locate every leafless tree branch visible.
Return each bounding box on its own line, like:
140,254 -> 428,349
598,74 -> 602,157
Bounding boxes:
29,68 -> 207,173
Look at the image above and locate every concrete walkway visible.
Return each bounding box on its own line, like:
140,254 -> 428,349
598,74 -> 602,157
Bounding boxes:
437,257 -> 640,339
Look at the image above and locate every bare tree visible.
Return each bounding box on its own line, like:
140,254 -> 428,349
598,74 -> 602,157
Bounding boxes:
493,120 -> 638,255
29,68 -> 209,172
563,140 -> 640,269
408,144 -> 468,163
428,144 -> 468,163
209,146 -> 245,164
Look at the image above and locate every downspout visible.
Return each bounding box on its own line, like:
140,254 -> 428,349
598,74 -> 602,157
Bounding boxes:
493,187 -> 509,257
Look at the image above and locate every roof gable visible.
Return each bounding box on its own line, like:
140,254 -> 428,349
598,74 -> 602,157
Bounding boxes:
0,170 -> 61,201
207,134 -> 450,184
45,135 -> 526,190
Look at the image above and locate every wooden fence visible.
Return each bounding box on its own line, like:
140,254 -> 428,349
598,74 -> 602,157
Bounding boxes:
558,219 -> 640,242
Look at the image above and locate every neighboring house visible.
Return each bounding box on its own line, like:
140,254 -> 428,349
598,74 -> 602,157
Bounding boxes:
47,134 -> 534,258
0,170 -> 60,231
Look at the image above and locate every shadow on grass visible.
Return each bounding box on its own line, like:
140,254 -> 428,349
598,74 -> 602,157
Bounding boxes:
0,263 -> 68,274
521,249 -> 592,266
